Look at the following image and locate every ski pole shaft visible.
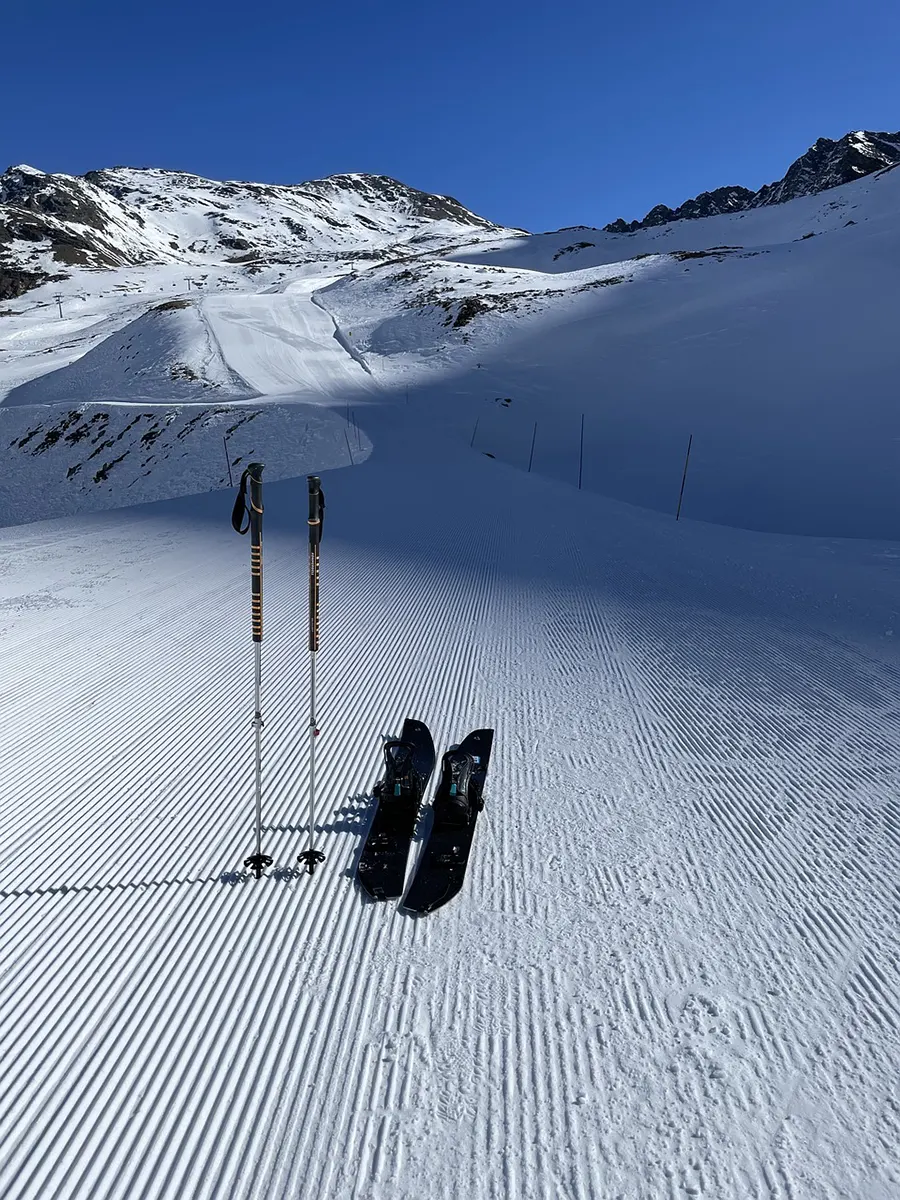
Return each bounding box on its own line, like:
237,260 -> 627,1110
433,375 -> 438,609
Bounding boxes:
253,641 -> 263,857
308,647 -> 317,847
232,463 -> 272,878
299,476 -> 326,876
676,433 -> 693,521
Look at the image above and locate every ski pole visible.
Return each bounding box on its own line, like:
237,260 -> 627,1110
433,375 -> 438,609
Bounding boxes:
231,463 -> 273,879
298,475 -> 326,875
676,433 -> 693,521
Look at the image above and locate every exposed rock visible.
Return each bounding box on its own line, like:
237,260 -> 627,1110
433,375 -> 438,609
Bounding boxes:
0,261 -> 48,300
604,129 -> 900,232
0,164 -> 509,284
606,187 -> 755,233
553,241 -> 596,260
296,173 -> 500,229
750,130 -> 900,207
0,166 -> 109,230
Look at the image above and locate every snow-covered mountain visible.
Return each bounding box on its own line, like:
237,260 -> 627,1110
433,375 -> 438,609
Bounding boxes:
604,127 -> 900,231
0,164 -> 513,300
2,144 -> 900,539
4,125 -> 896,306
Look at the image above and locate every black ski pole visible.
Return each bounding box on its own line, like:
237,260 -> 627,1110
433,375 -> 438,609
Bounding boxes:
224,436 -> 233,488
298,475 -> 326,875
231,463 -> 273,879
676,433 -> 693,521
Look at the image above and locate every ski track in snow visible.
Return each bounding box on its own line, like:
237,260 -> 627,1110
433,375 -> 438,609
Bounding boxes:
1,444 -> 898,1199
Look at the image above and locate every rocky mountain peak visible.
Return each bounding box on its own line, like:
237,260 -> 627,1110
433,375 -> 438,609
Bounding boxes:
748,128 -> 900,209
0,166 -> 112,232
297,173 -> 498,228
0,164 -> 508,299
604,127 -> 900,233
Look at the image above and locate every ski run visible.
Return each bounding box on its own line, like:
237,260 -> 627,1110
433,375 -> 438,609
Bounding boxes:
1,160 -> 898,1199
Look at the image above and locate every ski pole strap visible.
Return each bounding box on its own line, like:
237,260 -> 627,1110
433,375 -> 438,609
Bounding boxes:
232,463 -> 265,534
232,468 -> 250,535
231,470 -> 251,534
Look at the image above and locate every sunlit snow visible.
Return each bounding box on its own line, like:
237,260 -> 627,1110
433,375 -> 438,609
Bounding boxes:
1,160 -> 898,1200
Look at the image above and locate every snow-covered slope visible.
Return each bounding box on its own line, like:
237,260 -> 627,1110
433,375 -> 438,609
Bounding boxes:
4,155 -> 900,539
312,162 -> 900,540
4,283 -> 377,407
449,158 -> 895,272
85,167 -> 505,256
1,139 -> 899,1200
1,418 -> 898,1200
5,299 -> 248,405
202,285 -> 375,397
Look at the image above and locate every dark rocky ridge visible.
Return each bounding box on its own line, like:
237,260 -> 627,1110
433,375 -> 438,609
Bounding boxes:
0,166 -> 158,269
605,129 -> 900,232
0,165 -> 110,229
293,173 -> 497,229
604,186 -> 754,233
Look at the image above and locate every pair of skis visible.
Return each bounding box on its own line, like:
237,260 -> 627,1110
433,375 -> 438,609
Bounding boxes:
357,719 -> 494,913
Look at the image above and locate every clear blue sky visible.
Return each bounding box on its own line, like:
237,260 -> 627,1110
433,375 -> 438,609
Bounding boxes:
4,0 -> 898,231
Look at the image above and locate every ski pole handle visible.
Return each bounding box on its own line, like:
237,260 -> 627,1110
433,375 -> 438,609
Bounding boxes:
232,463 -> 265,642
307,476 -> 324,653
248,464 -> 264,643
308,476 -> 324,547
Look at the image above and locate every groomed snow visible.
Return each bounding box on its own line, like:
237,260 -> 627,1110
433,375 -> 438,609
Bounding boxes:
2,428 -> 898,1199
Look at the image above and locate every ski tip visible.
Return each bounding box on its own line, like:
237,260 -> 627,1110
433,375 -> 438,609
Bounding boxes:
402,717 -> 433,739
458,728 -> 494,757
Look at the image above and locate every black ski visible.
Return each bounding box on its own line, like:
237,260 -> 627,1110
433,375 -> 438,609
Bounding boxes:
402,728 -> 494,914
356,719 -> 436,900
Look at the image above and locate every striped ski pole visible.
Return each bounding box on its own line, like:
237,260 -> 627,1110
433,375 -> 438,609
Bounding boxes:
231,463 -> 273,879
298,475 -> 326,875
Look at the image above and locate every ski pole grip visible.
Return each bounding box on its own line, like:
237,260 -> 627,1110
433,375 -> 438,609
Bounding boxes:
307,476 -> 322,653
308,476 -> 323,546
248,463 -> 264,642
